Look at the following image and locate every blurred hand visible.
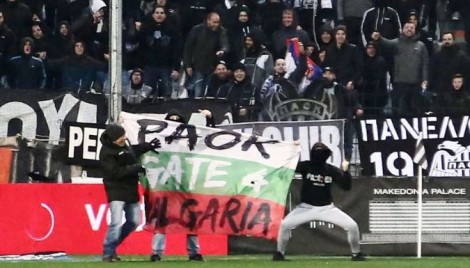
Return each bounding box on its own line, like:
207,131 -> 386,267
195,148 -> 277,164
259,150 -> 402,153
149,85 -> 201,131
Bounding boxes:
198,109 -> 212,118
371,32 -> 381,41
239,108 -> 247,116
341,160 -> 350,172
216,51 -> 224,57
135,21 -> 142,31
346,81 -> 354,90
186,67 -> 193,77
356,109 -> 364,117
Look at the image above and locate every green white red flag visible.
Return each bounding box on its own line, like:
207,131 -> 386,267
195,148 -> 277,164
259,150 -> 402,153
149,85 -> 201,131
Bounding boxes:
120,112 -> 300,240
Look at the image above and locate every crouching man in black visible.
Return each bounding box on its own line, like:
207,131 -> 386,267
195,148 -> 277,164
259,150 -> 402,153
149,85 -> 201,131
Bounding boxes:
273,142 -> 366,261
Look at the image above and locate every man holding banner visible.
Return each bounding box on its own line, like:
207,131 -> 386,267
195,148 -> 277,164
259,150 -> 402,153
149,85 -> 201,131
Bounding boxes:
273,142 -> 366,261
99,123 -> 161,262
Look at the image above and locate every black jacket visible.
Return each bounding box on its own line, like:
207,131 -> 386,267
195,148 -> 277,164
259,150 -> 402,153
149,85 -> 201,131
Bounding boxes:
99,132 -> 152,203
296,161 -> 351,206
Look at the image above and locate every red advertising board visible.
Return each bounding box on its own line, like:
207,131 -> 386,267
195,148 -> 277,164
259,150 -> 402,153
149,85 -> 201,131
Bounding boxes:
0,184 -> 227,255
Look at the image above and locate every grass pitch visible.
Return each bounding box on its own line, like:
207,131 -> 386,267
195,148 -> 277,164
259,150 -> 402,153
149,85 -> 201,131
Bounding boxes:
1,255 -> 469,268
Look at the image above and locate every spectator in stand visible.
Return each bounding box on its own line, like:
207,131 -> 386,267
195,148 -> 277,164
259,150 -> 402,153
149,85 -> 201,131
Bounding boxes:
216,62 -> 260,122
241,32 -> 274,92
70,0 -> 107,59
31,22 -> 51,62
49,21 -> 73,60
47,40 -> 106,94
6,37 -> 46,89
430,32 -> 470,108
324,25 -> 363,92
122,68 -> 153,105
303,67 -> 363,161
371,22 -> 429,116
448,0 -> 470,55
317,24 -> 334,50
439,74 -> 470,115
48,20 -> 74,90
360,0 -> 401,48
0,0 -> 32,40
140,0 -> 181,30
292,0 -> 335,47
137,5 -> 182,100
203,61 -> 232,98
260,50 -> 308,121
337,0 -> 373,48
272,8 -> 310,60
360,42 -> 387,117
407,10 -> 434,56
183,12 -> 229,98
227,5 -> 264,66
0,10 -> 16,88
258,0 -> 286,53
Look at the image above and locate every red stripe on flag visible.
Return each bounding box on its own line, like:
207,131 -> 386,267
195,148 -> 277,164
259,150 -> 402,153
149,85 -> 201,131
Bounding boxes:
143,191 -> 286,240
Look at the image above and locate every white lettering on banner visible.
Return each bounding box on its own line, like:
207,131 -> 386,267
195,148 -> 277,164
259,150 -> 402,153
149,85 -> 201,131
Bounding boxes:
83,127 -> 103,160
204,160 -> 231,188
0,94 -> 99,143
68,126 -> 83,158
360,116 -> 470,141
371,151 -> 414,176
39,94 -> 80,144
85,204 -> 107,231
68,126 -> 105,160
374,188 -> 466,195
0,102 -> 37,138
86,203 -> 146,231
232,125 -> 341,166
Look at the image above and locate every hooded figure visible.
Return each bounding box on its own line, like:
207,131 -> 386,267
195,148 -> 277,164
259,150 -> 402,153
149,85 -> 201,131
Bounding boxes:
310,142 -> 332,165
273,141 -> 366,261
7,37 -> 46,89
165,109 -> 187,124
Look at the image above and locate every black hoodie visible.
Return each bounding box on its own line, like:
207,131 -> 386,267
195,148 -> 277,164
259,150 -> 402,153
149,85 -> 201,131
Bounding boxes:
295,142 -> 352,206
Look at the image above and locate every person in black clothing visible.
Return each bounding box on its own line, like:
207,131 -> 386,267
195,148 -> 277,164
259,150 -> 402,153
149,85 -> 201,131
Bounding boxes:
216,62 -> 260,122
273,142 -> 366,262
100,123 -> 161,262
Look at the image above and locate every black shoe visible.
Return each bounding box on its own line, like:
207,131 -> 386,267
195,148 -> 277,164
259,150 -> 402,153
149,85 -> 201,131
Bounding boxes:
150,254 -> 161,262
112,254 -> 121,262
188,254 -> 204,261
351,252 -> 367,261
272,251 -> 289,261
102,257 -> 114,262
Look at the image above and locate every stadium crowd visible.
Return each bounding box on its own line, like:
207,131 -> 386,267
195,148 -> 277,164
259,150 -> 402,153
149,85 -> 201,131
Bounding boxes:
0,0 -> 469,119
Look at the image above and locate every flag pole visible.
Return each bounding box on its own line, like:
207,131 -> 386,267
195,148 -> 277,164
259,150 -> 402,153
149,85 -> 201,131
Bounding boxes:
417,165 -> 423,258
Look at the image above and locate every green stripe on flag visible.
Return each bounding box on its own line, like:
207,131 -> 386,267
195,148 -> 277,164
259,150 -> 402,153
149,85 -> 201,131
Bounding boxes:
140,151 -> 295,204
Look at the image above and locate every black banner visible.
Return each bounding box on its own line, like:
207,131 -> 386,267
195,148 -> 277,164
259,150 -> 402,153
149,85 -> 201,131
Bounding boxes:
357,115 -> 470,176
221,120 -> 344,164
0,89 -> 107,143
65,122 -> 106,166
